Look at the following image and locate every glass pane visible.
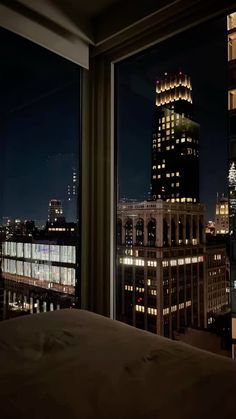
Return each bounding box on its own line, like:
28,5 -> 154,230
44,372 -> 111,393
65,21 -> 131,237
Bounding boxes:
0,27 -> 80,318
116,15 -> 232,355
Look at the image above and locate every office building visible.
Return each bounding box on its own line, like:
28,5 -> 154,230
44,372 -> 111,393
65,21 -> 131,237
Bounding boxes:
205,241 -> 230,327
48,199 -> 64,223
1,239 -> 76,295
117,201 -> 230,336
66,168 -> 78,222
117,200 -> 205,337
215,194 -> 229,235
228,12 -> 236,359
151,72 -> 199,202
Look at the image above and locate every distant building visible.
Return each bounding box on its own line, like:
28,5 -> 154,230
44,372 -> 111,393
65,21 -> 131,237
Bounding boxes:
48,199 -> 64,223
151,72 -> 199,203
66,168 -> 77,222
45,220 -> 77,238
205,241 -> 230,327
1,239 -> 76,295
215,194 -> 229,235
205,220 -> 215,235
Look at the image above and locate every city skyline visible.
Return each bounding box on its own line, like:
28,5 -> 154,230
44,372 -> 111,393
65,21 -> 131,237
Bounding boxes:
0,27 -> 79,221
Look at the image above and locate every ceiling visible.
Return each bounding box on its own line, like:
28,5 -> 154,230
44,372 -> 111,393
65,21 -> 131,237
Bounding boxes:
0,0 -> 176,44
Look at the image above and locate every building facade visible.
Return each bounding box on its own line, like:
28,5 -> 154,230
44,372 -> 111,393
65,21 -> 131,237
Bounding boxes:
48,199 -> 64,223
66,168 -> 78,222
117,201 -> 229,336
205,242 -> 230,327
227,12 -> 236,358
1,240 -> 76,295
215,195 -> 229,235
151,73 -> 199,203
117,200 -> 205,337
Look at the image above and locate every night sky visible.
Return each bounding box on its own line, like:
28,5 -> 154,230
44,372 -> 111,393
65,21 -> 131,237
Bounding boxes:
117,16 -> 228,219
0,17 -> 228,222
0,27 -> 80,222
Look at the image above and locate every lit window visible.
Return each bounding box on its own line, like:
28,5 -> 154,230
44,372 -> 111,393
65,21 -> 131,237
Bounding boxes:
162,164 -> 165,168
170,260 -> 177,266
166,146 -> 170,150
162,260 -> 169,267
166,173 -> 170,177
153,175 -> 156,179
176,139 -> 179,144
176,172 -> 180,176
176,183 -> 179,187
171,173 -> 175,177
163,308 -> 169,315
181,138 -> 185,143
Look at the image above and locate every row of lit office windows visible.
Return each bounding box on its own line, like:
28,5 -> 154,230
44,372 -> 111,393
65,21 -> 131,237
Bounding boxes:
120,258 -> 157,267
3,258 -> 76,286
162,256 -> 204,267
2,242 -> 76,264
136,300 -> 192,316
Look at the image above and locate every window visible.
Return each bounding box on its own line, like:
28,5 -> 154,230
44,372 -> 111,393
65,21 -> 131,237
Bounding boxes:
116,13 -> 230,342
0,28 -> 80,314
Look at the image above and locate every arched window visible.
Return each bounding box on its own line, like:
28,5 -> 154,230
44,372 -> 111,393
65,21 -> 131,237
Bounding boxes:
136,219 -> 144,245
192,219 -> 197,239
163,219 -> 168,246
125,219 -> 133,246
147,218 -> 156,246
199,218 -> 204,244
186,219 -> 190,241
117,219 -> 122,245
179,218 -> 183,243
171,218 -> 176,246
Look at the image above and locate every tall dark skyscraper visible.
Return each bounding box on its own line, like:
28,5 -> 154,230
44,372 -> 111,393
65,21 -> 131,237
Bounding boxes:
66,168 -> 77,222
151,72 -> 199,203
227,12 -> 236,359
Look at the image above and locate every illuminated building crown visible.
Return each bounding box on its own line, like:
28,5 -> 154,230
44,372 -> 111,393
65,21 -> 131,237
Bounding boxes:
156,72 -> 192,107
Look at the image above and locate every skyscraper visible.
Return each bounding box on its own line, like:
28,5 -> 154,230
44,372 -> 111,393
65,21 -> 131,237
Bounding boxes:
66,168 -> 77,222
227,12 -> 236,359
48,199 -> 64,223
215,194 -> 229,235
151,72 -> 199,203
